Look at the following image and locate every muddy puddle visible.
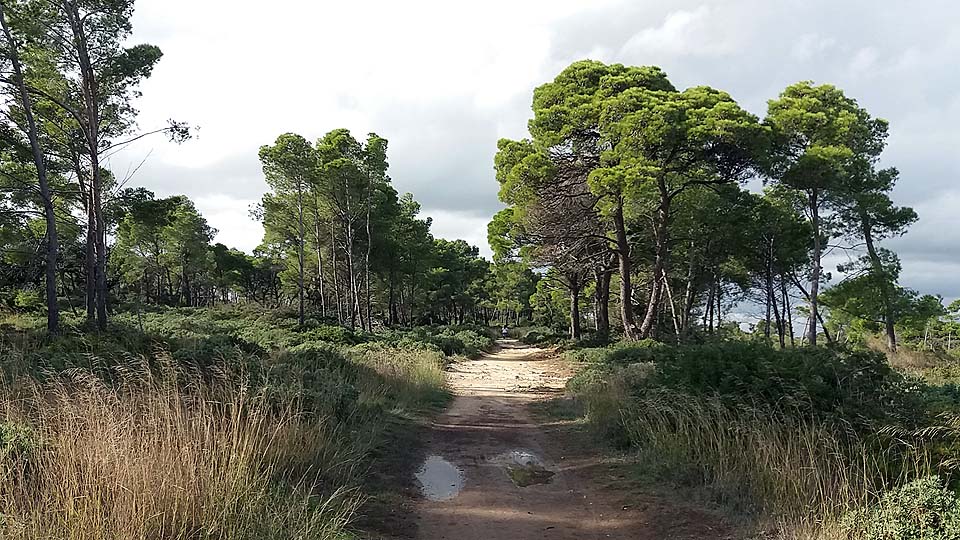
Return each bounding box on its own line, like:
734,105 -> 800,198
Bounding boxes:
492,449 -> 555,487
415,455 -> 464,501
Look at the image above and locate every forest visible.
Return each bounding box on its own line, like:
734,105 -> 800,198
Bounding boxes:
2,1 -> 960,539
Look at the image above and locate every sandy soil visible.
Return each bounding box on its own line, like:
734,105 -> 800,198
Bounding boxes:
413,340 -> 737,540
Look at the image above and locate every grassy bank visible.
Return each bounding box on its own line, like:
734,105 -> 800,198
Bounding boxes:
560,340 -> 960,539
0,306 -> 485,539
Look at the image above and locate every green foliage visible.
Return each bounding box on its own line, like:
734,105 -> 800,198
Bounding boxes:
0,422 -> 38,459
842,476 -> 960,540
12,289 -> 41,311
568,341 -> 918,427
376,325 -> 493,358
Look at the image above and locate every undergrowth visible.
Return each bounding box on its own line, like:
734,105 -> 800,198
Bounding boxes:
0,305 -> 468,539
562,339 -> 960,539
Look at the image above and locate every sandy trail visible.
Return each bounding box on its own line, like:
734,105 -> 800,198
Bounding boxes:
413,340 -> 734,540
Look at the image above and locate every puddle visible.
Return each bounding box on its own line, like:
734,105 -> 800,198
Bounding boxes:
415,455 -> 464,501
493,450 -> 556,487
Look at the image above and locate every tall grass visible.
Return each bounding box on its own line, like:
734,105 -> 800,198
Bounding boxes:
0,334 -> 450,538
350,344 -> 449,410
568,345 -> 946,539
0,359 -> 362,539
618,390 -> 937,538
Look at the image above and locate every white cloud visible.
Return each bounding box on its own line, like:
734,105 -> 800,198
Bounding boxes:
422,209 -> 493,259
193,194 -> 262,253
791,33 -> 837,61
619,6 -> 735,58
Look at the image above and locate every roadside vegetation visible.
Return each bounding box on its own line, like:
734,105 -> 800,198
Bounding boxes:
0,307 -> 495,538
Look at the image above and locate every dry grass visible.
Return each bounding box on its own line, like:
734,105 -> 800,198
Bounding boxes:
616,391 -> 937,539
351,346 -> 449,411
0,357 -> 362,539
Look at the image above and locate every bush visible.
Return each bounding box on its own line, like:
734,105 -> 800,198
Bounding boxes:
563,339 -> 665,365
0,422 -> 38,460
520,327 -> 562,345
653,343 -> 919,425
841,476 -> 960,539
568,341 -> 921,427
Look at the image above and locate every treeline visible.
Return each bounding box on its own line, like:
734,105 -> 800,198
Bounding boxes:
492,60 -> 954,352
254,129 -> 492,329
4,129 -> 499,330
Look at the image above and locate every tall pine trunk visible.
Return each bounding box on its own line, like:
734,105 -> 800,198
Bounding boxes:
639,183 -> 670,338
0,7 -> 60,333
594,265 -> 611,337
65,0 -> 108,329
612,202 -> 636,339
862,213 -> 898,352
806,189 -> 821,345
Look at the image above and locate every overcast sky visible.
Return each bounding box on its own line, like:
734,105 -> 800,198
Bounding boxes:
112,0 -> 959,303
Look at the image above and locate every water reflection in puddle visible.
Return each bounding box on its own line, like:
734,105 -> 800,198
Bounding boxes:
416,455 -> 464,501
492,449 -> 556,487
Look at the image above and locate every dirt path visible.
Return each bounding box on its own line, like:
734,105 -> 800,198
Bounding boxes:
412,340 -> 736,540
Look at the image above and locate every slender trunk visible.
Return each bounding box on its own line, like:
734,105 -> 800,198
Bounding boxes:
85,198 -> 96,320
704,277 -> 715,333
594,263 -> 612,337
663,275 -> 681,343
862,213 -> 898,352
681,247 -> 697,334
765,240 -> 774,339
364,171 -> 373,331
297,183 -> 305,326
772,283 -> 785,348
612,202 -> 637,339
388,269 -> 397,325
1,6 -> 59,333
807,189 -> 821,345
65,1 -> 108,329
314,208 -> 325,318
330,220 -> 342,324
569,279 -> 581,340
715,275 -> 722,332
781,275 -> 795,347
639,185 -> 670,338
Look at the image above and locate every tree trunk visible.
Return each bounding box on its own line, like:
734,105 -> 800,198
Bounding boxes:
85,196 -> 96,321
296,184 -> 305,326
569,279 -> 582,340
639,184 -> 670,338
594,264 -> 612,337
331,220 -> 342,324
364,170 -> 373,331
612,202 -> 637,339
807,189 -> 821,346
1,7 -> 60,334
663,275 -> 681,343
64,0 -> 108,329
782,275 -> 795,347
704,277 -> 715,333
765,240 -> 774,339
314,209 -> 326,318
862,213 -> 898,352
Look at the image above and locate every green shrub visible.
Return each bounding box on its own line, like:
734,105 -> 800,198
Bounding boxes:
563,339 -> 665,365
841,476 -> 960,539
0,422 -> 38,459
653,343 -> 919,425
12,290 -> 42,312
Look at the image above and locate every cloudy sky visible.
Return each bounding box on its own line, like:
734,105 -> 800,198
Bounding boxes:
112,0 -> 959,302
